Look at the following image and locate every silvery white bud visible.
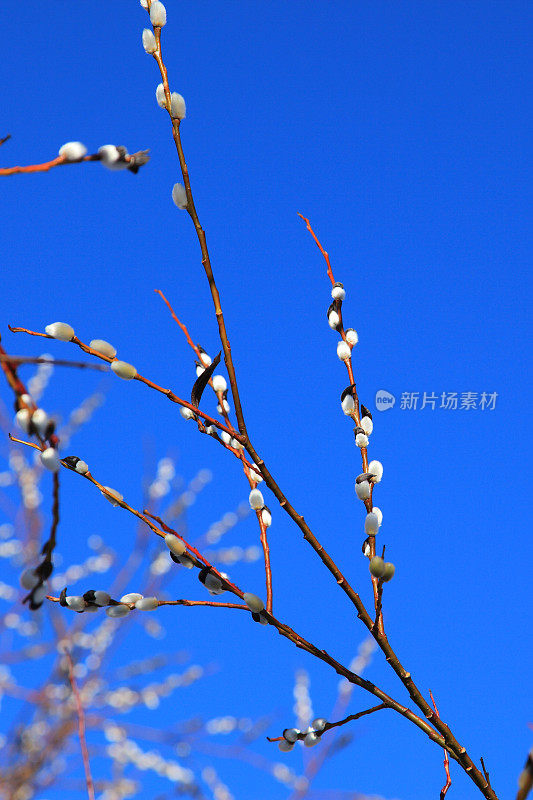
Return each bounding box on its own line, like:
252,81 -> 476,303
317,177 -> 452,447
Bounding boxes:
312,718 -> 327,732
31,408 -> 48,435
142,28 -> 157,53
172,182 -> 188,209
278,739 -> 294,752
164,533 -> 186,556
140,0 -> 148,7
32,584 -> 48,607
20,394 -> 32,405
211,375 -> 227,393
382,562 -> 395,582
97,145 -> 122,168
368,460 -> 383,483
177,554 -> 194,568
41,448 -> 60,472
283,728 -> 300,743
66,595 -> 86,612
150,1 -> 167,27
331,282 -> 345,301
205,425 -> 215,435
369,556 -> 386,578
180,407 -> 195,420
355,433 -> 369,448
328,309 -> 340,329
231,438 -> 243,451
250,465 -> 263,483
15,409 -> 31,432
355,480 -> 371,500
101,487 -> 123,506
345,328 -> 358,346
304,732 -> 320,747
195,364 -> 205,377
90,339 -> 117,357
362,540 -> 371,557
135,596 -> 158,610
156,83 -> 167,108
371,506 -> 383,526
120,593 -> 143,604
106,604 -> 131,618
75,460 -> 89,474
341,394 -> 355,415
217,400 -> 230,414
261,507 -> 272,528
93,591 -> 111,606
249,489 -> 264,510
170,92 -> 186,119
221,431 -> 232,445
365,512 -> 379,536
45,322 -> 75,341
204,574 -> 223,592
20,568 -> 39,590
243,592 -> 264,613
84,604 -> 99,613
111,360 -> 137,380
360,416 -> 373,435
337,341 -> 351,361
58,142 -> 87,161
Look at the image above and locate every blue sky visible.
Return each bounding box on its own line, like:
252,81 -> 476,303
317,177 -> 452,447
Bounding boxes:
0,1 -> 531,799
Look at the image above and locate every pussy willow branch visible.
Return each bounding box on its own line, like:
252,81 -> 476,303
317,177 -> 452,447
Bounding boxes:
0,149 -> 147,177
268,703 -> 388,742
145,14 -> 499,799
155,289 -> 273,612
430,689 -> 452,799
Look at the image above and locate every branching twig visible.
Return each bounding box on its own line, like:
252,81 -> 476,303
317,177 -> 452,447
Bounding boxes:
65,650 -> 95,800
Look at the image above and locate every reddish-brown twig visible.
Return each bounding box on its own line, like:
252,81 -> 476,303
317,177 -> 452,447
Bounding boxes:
65,650 -> 95,800
267,703 -> 388,742
430,689 -> 452,799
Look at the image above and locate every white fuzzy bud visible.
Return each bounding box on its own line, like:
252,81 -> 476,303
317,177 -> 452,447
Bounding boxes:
368,460 -> 383,483
172,182 -> 188,209
345,328 -> 358,346
211,375 -> 227,393
111,360 -> 137,380
304,732 -> 320,747
140,0 -> 148,7
75,460 -> 89,474
220,431 -> 232,445
170,92 -> 186,119
66,595 -> 86,612
331,283 -> 345,301
355,433 -> 369,448
41,447 -> 60,472
328,309 -> 340,329
106,604 -> 131,618
205,425 -> 215,435
250,465 -> 263,483
58,142 -> 87,161
261,508 -> 272,528
142,28 -> 157,53
278,739 -> 294,752
176,554 -> 194,569
97,145 -> 126,170
231,438 -> 243,451
365,512 -> 380,536
355,480 -> 371,500
32,585 -> 47,607
337,341 -> 351,361
150,0 -> 167,27
249,489 -> 264,510
120,593 -> 143,604
341,394 -> 355,415
196,364 -> 205,377
243,592 -> 264,613
156,83 -> 167,108
45,322 -> 75,341
15,409 -> 31,433
93,591 -> 111,606
360,416 -> 373,435
135,596 -> 158,610
180,407 -> 195,420
20,568 -> 39,590
31,409 -> 49,436
283,728 -> 300,743
312,718 -> 327,732
101,487 -> 123,506
217,400 -> 230,414
204,574 -> 223,592
89,339 -> 117,357
164,533 -> 186,556
371,507 -> 383,526
382,562 -> 395,582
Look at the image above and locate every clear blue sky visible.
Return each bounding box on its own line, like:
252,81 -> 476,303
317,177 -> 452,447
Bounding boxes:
0,1 -> 531,799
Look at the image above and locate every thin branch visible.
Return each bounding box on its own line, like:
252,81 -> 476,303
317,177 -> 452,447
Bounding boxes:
0,133 -> 11,147
267,703 -> 388,742
430,689 -> 452,799
0,148 -> 149,176
65,650 -> 95,800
